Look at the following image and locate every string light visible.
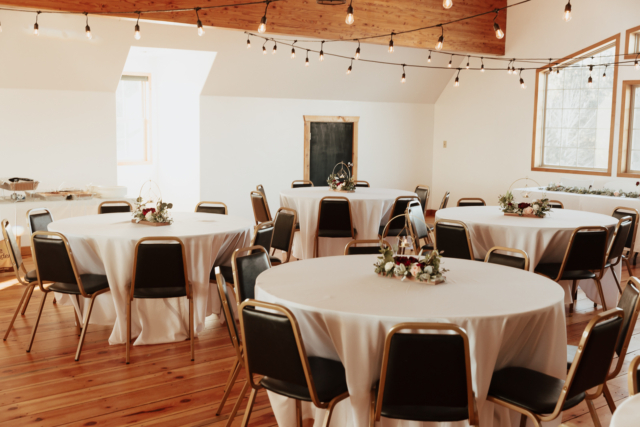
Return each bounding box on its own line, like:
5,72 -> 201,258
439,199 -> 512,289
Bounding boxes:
436,26 -> 444,51
493,11 -> 504,39
519,69 -> 526,89
448,54 -> 453,68
635,54 -> 639,70
134,12 -> 141,40
388,33 -> 394,53
466,56 -> 470,69
563,0 -> 572,22
195,8 -> 204,36
443,0 -> 453,10
557,67 -> 561,75
602,65 -> 607,79
247,36 -> 251,48
0,18 -> 2,33
454,69 -> 460,87
428,51 -> 432,63
258,0 -> 270,33
291,41 -> 296,58
84,12 -> 92,40
272,41 -> 277,54
480,57 -> 485,72
401,64 -> 406,83
33,11 -> 40,36
355,40 -> 361,60
305,50 -> 309,66
262,40 -> 267,54
347,59 -> 353,74
319,41 -> 324,61
587,65 -> 593,87
345,0 -> 354,25
507,60 -> 513,74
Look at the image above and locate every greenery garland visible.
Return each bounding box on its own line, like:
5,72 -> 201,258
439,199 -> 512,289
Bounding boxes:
546,183 -> 640,199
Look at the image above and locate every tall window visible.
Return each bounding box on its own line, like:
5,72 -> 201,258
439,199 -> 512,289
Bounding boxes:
617,82 -> 640,177
116,75 -> 151,165
532,36 -> 619,176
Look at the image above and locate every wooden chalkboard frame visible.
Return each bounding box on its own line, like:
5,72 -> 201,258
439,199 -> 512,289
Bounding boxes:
303,115 -> 359,182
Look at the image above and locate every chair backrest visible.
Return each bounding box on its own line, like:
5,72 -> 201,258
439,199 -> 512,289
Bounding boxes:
215,267 -> 241,355
384,196 -> 419,235
629,355 -> 640,395
457,198 -> 486,207
27,208 -> 53,233
31,231 -> 87,295
232,246 -> 271,302
344,239 -> 391,255
98,201 -> 132,214
271,208 -> 297,260
292,180 -> 314,188
250,191 -> 272,224
439,192 -> 451,210
606,216 -> 633,265
318,197 -> 355,237
374,323 -> 477,425
195,201 -> 228,215
414,185 -> 430,216
240,300 -> 322,405
565,309 -> 624,401
407,200 -> 430,242
612,207 -> 639,251
434,220 -> 474,260
560,227 -> 609,277
611,279 -> 640,371
549,200 -> 564,209
1,219 -> 24,279
251,221 -> 274,254
484,246 -> 529,271
256,184 -> 272,217
355,181 -> 370,188
132,237 -> 189,297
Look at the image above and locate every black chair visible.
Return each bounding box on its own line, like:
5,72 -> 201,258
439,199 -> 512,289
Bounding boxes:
604,215 -> 634,294
612,207 -> 639,275
549,200 -> 564,209
29,231 -> 111,361
434,219 -> 475,260
439,191 -> 451,210
629,355 -> 640,395
292,180 -> 314,188
26,208 -> 53,233
484,246 -> 530,270
250,191 -> 272,225
407,200 -> 435,253
256,184 -> 272,218
271,207 -> 297,264
566,278 -> 640,413
195,201 -> 227,215
414,185 -> 430,217
456,198 -> 486,207
534,226 -> 609,312
315,197 -> 357,258
2,219 -> 39,340
127,237 -> 193,364
231,245 -> 271,304
212,221 -> 270,285
370,323 -> 479,426
214,267 -> 247,424
98,201 -> 132,214
344,239 -> 391,255
487,308 -> 624,427
355,180 -> 370,188
379,196 -> 419,238
239,299 -> 349,427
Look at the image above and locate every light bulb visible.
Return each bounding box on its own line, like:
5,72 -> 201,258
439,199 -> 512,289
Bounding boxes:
563,2 -> 571,22
258,16 -> 267,33
355,47 -> 360,60
0,21 -> 3,33
480,64 -> 485,72
263,46 -> 267,54
33,23 -> 39,36
508,66 -> 512,74
428,52 -> 432,62
443,0 -> 453,9
448,59 -> 452,68
388,39 -> 394,53
272,44 -> 277,54
291,48 -> 296,59
454,77 -> 459,87
197,21 -> 204,36
319,50 -> 324,61
436,35 -> 444,51
247,39 -> 251,48
493,22 -> 504,39
345,5 -> 354,25
587,76 -> 593,87
305,57 -> 309,66
520,78 -> 526,89
401,73 -> 406,83
85,25 -> 92,39
134,24 -> 141,40
347,65 -> 352,74
636,60 -> 639,70
466,58 -> 470,69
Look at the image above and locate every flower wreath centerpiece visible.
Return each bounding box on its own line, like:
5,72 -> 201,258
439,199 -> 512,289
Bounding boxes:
374,246 -> 448,284
327,161 -> 356,192
132,181 -> 173,226
499,177 -> 552,218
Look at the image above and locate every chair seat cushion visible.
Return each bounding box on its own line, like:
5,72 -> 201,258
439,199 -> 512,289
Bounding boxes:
212,265 -> 234,283
270,256 -> 282,265
566,345 -> 578,370
134,287 -> 187,299
260,356 -> 348,403
381,404 -> 469,423
488,367 -> 585,414
348,246 -> 383,255
421,244 -> 435,251
379,225 -> 408,237
319,229 -> 356,238
25,269 -> 37,283
295,222 -> 300,231
49,274 -> 109,295
534,263 -> 596,280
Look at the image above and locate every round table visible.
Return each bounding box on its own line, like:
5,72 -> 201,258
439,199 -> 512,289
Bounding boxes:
255,255 -> 566,427
611,394 -> 640,427
280,187 -> 416,259
48,212 -> 253,345
436,206 -> 619,308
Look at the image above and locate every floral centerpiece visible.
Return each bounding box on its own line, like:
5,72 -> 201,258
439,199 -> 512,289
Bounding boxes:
327,161 -> 356,192
374,245 -> 447,284
132,181 -> 173,226
499,191 -> 551,218
546,182 -> 640,199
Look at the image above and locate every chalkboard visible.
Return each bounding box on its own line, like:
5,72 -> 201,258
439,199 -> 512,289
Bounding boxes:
308,122 -> 354,187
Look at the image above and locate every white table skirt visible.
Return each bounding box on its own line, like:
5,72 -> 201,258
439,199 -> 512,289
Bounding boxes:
255,256 -> 566,427
610,393 -> 640,427
280,187 -> 417,260
48,212 -> 253,345
436,206 -> 620,309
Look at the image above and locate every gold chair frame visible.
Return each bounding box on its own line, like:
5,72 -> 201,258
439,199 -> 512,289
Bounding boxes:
612,206 -> 640,276
406,200 -> 435,254
292,180 -> 314,188
438,191 -> 451,210
415,185 -> 430,217
487,308 -> 624,427
433,219 -> 475,260
127,236 -> 193,364
26,208 -> 58,306
314,197 -> 357,258
250,190 -> 272,225
272,207 -> 297,263
456,198 -> 486,207
549,200 -> 564,208
250,220 -> 274,247
238,299 -> 349,427
231,245 -> 272,305
97,200 -> 133,214
355,180 -> 370,187
370,323 -> 479,427
195,201 -> 228,214
344,239 -> 391,255
484,246 -> 530,271
629,355 -> 640,395
29,231 -> 111,361
256,184 -> 272,219
605,215 -> 633,294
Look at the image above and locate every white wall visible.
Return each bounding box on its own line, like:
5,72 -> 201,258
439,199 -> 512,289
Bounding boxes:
432,0 -> 640,208
201,97 -> 434,219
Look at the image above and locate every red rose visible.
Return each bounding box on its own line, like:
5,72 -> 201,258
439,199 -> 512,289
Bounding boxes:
517,202 -> 530,209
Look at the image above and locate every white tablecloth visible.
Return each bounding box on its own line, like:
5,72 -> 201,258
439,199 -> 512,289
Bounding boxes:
280,188 -> 416,259
436,206 -> 620,309
256,255 -> 566,427
48,212 -> 253,345
610,394 -> 640,427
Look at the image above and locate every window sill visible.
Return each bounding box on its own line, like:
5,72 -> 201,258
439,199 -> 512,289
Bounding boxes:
531,166 -> 611,177
617,171 -> 640,179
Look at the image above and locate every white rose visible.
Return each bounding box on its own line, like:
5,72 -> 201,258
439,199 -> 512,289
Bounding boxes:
385,262 -> 394,272
532,204 -> 539,212
424,265 -> 433,275
394,264 -> 406,276
410,263 -> 421,277
523,207 -> 534,215
145,211 -> 154,221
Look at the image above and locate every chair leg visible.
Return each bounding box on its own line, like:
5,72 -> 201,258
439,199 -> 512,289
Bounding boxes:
239,387 -> 257,427
3,284 -> 34,341
74,295 -> 82,336
610,267 -> 622,295
595,278 -> 608,311
216,359 -> 241,415
321,392 -> 348,427
369,389 -> 376,427
26,292 -> 48,353
569,280 -> 577,314
189,298 -> 194,362
20,285 -> 34,315
126,298 -> 132,364
586,398 -> 602,427
295,399 -> 303,427
602,382 -> 617,413
624,256 -> 634,276
519,414 -> 527,427
52,295 -> 57,304
75,293 -> 99,361
225,380 -> 250,427
314,234 -> 318,258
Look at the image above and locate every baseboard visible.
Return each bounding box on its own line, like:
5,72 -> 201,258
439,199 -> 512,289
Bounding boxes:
21,247 -> 31,257
426,209 -> 437,217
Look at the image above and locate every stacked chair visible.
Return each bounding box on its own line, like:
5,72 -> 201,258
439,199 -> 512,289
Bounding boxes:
456,198 -> 486,207
98,201 -> 132,214
195,201 -> 228,214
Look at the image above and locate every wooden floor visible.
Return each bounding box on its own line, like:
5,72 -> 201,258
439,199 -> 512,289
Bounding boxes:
1,253 -> 639,427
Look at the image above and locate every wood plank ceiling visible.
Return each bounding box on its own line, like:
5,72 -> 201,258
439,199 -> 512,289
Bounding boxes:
0,0 -> 507,55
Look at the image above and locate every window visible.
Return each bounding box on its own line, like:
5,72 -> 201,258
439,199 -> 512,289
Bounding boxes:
532,35 -> 619,176
624,25 -> 640,59
617,81 -> 640,177
116,75 -> 151,165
